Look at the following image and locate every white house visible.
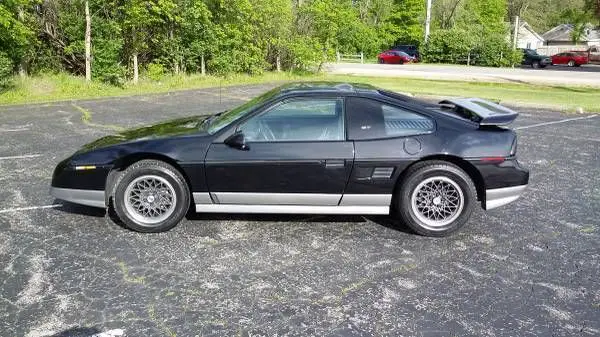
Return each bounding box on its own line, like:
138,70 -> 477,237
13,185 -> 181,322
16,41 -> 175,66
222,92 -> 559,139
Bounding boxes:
539,24 -> 600,55
515,22 -> 545,50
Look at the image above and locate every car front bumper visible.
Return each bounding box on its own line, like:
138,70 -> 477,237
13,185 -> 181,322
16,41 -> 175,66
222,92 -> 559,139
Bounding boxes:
50,187 -> 106,208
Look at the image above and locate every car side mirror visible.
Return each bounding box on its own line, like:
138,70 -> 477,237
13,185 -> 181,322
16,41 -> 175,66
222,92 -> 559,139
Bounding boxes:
224,132 -> 249,151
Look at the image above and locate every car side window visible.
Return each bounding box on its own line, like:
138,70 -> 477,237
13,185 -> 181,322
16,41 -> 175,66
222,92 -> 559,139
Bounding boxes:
346,97 -> 434,140
239,98 -> 344,142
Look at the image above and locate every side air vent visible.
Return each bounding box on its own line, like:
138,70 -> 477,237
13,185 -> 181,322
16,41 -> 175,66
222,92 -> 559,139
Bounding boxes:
372,167 -> 394,179
386,119 -> 434,131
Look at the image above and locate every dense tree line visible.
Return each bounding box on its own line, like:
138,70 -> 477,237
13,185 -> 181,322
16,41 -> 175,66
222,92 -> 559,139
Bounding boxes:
1,0 -> 598,85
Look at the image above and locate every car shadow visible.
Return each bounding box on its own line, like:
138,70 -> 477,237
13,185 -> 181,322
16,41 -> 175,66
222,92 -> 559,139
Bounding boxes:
186,211 -> 414,234
47,327 -> 103,337
541,64 -> 600,73
53,201 -> 106,218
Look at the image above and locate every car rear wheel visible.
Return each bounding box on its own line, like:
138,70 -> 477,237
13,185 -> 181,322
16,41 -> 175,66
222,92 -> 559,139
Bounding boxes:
113,160 -> 190,233
395,161 -> 476,237
568,60 -> 575,67
531,61 -> 540,69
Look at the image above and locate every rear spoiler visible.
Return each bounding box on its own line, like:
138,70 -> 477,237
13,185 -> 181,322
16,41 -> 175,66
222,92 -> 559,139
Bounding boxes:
439,98 -> 519,126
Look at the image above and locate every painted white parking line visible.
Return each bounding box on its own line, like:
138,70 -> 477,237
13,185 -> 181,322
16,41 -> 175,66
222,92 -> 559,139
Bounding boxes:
0,154 -> 42,160
0,128 -> 30,132
515,115 -> 598,130
0,205 -> 60,214
90,329 -> 125,337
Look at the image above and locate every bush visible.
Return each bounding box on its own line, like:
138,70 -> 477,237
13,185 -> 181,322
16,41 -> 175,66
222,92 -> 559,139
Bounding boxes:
423,29 -> 522,67
146,62 -> 165,81
421,29 -> 474,64
0,52 -> 14,86
472,34 -> 522,67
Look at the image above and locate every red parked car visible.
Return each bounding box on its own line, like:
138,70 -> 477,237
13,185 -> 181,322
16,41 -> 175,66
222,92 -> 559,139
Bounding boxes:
551,51 -> 588,67
377,50 -> 416,64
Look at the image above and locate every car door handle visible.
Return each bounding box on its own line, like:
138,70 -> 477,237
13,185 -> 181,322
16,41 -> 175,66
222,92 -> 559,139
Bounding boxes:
325,160 -> 345,169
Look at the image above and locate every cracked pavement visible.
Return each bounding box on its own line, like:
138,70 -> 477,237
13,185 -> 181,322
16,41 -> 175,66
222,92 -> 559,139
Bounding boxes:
0,84 -> 599,336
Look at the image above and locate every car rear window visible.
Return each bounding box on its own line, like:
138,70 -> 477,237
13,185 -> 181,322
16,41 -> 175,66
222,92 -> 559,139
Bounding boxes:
346,97 -> 434,140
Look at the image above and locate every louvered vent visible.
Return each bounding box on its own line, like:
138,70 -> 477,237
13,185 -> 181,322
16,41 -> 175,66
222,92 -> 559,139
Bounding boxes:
385,119 -> 434,131
372,167 -> 394,179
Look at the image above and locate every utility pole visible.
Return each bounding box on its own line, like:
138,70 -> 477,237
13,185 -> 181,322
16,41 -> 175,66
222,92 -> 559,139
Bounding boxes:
512,15 -> 520,50
85,0 -> 92,82
425,0 -> 432,43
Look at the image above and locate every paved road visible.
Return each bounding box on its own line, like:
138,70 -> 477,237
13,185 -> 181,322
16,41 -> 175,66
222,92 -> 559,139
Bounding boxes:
327,63 -> 600,87
0,85 -> 599,337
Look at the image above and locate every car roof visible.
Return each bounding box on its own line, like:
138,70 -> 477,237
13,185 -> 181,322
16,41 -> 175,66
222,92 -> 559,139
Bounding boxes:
276,81 -> 380,95
273,81 -> 434,110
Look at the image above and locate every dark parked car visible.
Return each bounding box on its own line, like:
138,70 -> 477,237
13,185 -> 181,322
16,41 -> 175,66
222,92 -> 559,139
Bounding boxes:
520,48 -> 551,68
391,44 -> 420,60
377,50 -> 416,64
51,82 -> 529,236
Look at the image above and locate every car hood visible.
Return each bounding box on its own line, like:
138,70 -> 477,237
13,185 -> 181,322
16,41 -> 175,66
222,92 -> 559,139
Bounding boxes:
78,115 -> 209,152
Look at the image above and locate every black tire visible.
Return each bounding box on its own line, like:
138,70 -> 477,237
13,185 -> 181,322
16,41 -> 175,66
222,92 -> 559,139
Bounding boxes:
540,64 -> 547,68
112,160 -> 190,233
531,61 -> 540,69
395,161 -> 477,237
378,58 -> 385,64
567,60 -> 575,67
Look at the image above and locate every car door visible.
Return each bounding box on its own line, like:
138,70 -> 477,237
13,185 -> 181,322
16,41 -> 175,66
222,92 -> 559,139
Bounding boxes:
589,47 -> 600,63
557,53 -> 568,64
204,96 -> 354,206
522,51 -> 531,65
340,96 -> 435,206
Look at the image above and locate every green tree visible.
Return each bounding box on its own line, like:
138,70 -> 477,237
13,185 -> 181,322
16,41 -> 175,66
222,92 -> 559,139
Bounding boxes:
386,0 -> 425,45
561,8 -> 594,44
118,0 -> 177,83
178,0 -> 215,75
0,0 -> 36,76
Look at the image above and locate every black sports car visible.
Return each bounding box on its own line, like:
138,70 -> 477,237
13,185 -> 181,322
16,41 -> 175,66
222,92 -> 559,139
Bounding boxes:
51,82 -> 529,236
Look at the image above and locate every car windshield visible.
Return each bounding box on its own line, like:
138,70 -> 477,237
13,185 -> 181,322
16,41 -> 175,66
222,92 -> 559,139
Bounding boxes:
207,87 -> 280,134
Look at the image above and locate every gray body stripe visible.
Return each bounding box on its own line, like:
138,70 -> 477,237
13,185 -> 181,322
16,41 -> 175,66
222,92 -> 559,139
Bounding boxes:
192,192 -> 213,204
195,204 -> 389,215
211,192 -> 342,206
339,194 -> 392,206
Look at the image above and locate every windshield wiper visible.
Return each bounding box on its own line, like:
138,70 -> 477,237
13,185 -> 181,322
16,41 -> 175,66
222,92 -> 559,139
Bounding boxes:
201,110 -> 227,127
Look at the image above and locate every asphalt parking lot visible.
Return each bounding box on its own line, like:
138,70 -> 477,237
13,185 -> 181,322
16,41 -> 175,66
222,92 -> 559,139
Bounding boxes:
0,84 -> 599,337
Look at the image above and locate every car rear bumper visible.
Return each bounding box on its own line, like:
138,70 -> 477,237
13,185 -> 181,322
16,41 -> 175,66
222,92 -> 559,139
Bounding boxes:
50,187 -> 105,208
484,184 -> 527,210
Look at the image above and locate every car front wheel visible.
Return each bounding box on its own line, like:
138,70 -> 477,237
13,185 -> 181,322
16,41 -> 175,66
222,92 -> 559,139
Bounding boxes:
531,61 -> 540,69
113,160 -> 190,233
568,60 -> 575,67
395,161 -> 476,237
